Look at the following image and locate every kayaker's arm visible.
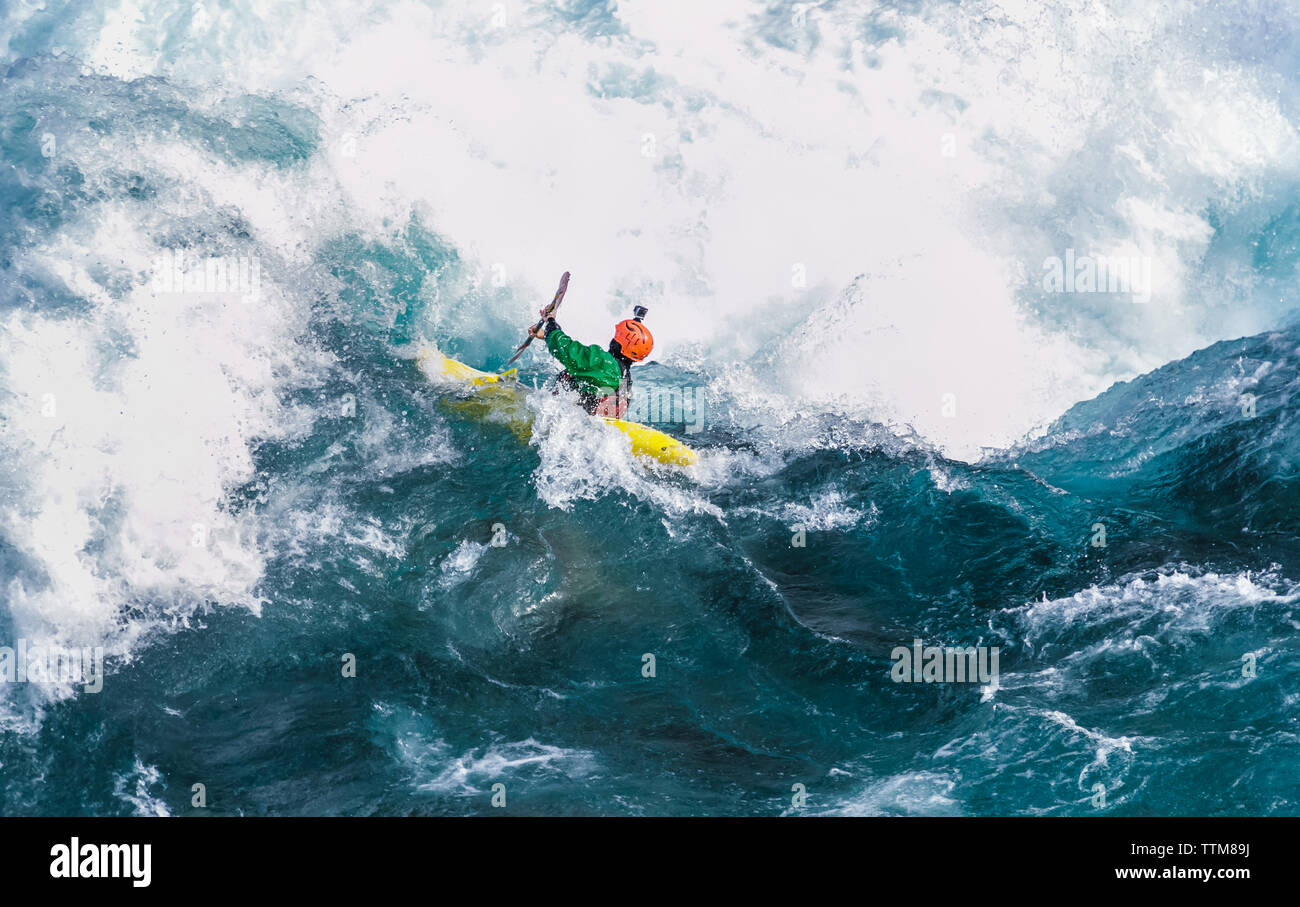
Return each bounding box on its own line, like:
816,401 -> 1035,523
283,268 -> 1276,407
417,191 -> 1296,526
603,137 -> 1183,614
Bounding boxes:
539,323 -> 606,375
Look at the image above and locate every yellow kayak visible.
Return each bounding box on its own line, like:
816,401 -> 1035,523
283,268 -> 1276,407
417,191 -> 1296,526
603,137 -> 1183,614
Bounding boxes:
417,344 -> 699,467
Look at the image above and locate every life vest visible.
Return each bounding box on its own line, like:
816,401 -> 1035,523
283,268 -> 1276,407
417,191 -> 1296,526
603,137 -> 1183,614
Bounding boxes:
557,364 -> 632,418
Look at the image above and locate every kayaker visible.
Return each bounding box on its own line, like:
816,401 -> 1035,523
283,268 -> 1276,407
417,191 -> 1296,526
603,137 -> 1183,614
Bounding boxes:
528,306 -> 654,418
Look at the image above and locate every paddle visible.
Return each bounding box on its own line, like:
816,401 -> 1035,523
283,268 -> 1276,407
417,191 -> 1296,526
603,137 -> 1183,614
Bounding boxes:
503,271 -> 570,369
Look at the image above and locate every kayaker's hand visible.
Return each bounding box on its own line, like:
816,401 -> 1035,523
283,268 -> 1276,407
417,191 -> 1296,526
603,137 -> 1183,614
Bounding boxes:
530,317 -> 559,340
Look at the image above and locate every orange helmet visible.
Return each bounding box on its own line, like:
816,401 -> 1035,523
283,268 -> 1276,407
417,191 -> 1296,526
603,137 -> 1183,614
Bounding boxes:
613,318 -> 654,361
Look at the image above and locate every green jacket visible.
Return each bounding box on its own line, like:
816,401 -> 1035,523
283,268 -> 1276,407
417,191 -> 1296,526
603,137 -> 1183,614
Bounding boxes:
545,327 -> 623,397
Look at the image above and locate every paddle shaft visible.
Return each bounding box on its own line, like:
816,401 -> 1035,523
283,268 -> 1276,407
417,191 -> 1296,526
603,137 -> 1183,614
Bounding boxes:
503,271 -> 570,368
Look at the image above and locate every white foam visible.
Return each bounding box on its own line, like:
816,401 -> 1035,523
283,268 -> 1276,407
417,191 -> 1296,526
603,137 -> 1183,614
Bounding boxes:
374,702 -> 596,796
781,489 -> 876,532
1014,569 -> 1297,641
415,737 -> 597,795
528,390 -> 722,518
112,758 -> 171,817
16,0 -> 1299,458
438,540 -> 488,589
0,129 -> 335,716
815,770 -> 963,817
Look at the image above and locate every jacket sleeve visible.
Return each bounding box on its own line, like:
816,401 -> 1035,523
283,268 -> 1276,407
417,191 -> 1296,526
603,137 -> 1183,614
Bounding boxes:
545,327 -> 606,375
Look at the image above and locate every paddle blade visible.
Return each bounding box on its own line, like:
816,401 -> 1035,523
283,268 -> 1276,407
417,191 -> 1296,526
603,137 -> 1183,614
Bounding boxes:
542,271 -> 570,318
503,335 -> 534,367
501,271 -> 570,370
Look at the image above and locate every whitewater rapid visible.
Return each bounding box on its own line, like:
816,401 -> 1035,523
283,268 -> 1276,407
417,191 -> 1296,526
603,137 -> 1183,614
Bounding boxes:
1,0 -> 1299,816
6,1 -> 1300,456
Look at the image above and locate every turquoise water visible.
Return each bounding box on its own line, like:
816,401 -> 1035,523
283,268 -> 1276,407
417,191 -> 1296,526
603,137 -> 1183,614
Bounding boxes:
1,2 -> 1299,816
